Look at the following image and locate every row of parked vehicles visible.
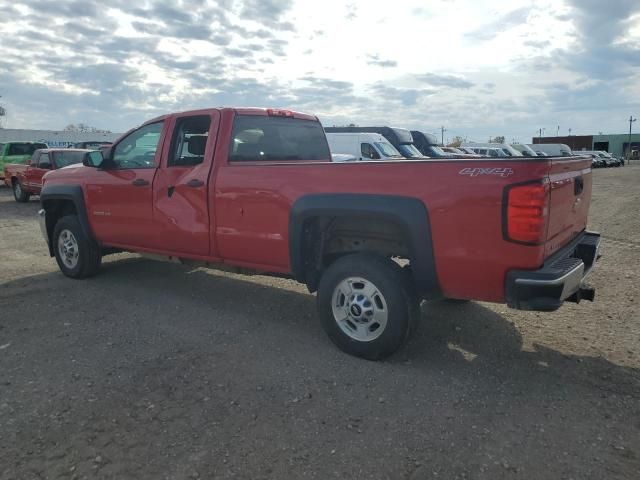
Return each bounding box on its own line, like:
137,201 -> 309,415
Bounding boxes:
323,127 -> 625,168
0,108 -> 601,361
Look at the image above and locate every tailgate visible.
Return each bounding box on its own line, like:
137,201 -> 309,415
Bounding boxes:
545,156 -> 593,257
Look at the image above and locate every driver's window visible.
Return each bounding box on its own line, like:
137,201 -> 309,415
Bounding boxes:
361,143 -> 380,160
38,153 -> 52,169
112,121 -> 164,169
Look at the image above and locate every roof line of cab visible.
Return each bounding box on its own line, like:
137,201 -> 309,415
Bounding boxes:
143,107 -> 319,126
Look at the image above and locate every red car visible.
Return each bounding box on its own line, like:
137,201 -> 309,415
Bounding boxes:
4,149 -> 93,202
38,108 -> 600,359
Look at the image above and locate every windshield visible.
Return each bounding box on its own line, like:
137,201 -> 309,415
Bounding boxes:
52,150 -> 88,168
428,146 -> 449,157
7,143 -> 48,156
374,142 -> 402,158
397,144 -> 424,158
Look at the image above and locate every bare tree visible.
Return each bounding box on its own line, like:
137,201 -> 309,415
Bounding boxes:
63,123 -> 112,134
489,136 -> 505,144
447,136 -> 464,147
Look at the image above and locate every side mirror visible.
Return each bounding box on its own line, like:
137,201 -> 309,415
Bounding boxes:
83,151 -> 104,168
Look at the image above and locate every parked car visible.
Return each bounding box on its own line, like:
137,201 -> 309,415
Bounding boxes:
528,143 -> 573,157
326,132 -> 403,161
511,144 -> 539,156
458,147 -> 478,155
325,126 -> 426,159
466,147 -> 509,157
441,147 -> 464,154
574,151 -> 618,168
462,142 -> 523,157
4,149 -> 94,202
0,141 -> 48,180
38,107 -> 600,360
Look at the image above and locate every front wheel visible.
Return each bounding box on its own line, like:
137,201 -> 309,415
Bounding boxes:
53,215 -> 102,279
13,180 -> 30,203
317,253 -> 420,360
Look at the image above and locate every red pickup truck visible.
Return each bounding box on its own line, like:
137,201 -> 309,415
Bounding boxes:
38,108 -> 600,359
4,149 -> 92,202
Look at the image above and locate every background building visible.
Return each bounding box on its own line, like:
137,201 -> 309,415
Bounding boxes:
0,129 -> 121,148
533,133 -> 640,158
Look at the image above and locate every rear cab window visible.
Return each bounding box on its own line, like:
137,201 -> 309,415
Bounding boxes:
52,151 -> 86,168
229,115 -> 330,162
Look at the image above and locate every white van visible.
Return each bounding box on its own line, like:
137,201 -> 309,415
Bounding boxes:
527,143 -> 573,157
461,142 -> 523,157
466,146 -> 509,158
511,144 -> 539,156
326,133 -> 404,161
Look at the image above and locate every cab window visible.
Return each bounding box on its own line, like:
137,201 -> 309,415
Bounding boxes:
229,115 -> 330,161
112,121 -> 164,169
169,116 -> 211,167
37,152 -> 52,169
360,143 -> 380,160
52,151 -> 86,168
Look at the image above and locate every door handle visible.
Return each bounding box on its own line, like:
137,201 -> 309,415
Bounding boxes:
186,179 -> 204,188
132,178 -> 149,187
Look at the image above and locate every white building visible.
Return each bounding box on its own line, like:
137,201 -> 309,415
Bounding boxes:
0,129 -> 121,148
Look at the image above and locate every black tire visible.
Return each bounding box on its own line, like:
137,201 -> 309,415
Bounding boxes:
317,253 -> 420,360
13,179 -> 30,203
53,215 -> 102,279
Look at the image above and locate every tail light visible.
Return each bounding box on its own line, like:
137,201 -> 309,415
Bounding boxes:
267,109 -> 294,117
503,180 -> 550,244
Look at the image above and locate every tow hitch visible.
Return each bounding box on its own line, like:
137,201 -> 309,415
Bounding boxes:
568,286 -> 595,304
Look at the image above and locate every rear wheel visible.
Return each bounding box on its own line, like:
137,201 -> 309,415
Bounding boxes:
53,215 -> 101,279
13,180 -> 30,203
317,253 -> 420,360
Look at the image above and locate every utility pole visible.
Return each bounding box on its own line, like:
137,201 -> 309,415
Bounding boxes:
539,128 -> 545,139
628,115 -> 637,164
440,126 -> 446,146
556,125 -> 560,137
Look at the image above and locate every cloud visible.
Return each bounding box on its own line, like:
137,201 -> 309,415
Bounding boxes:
466,7 -> 532,41
366,54 -> 398,68
369,84 -> 436,107
414,73 -> 474,89
557,0 -> 640,79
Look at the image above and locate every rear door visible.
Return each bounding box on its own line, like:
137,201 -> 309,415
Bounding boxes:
545,156 -> 593,256
152,112 -> 220,256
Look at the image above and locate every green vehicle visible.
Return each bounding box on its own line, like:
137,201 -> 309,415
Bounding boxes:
0,142 -> 49,180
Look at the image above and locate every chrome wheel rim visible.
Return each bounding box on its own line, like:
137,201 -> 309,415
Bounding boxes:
58,229 -> 79,269
331,277 -> 388,342
14,182 -> 22,197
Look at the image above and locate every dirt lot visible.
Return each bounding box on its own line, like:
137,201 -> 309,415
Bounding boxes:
1,167 -> 639,480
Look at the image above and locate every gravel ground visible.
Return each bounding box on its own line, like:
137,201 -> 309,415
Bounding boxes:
0,167 -> 639,480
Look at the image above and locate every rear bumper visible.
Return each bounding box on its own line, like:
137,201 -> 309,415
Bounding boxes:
506,231 -> 600,311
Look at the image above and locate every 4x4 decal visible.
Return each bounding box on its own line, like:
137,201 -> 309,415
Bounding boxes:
459,167 -> 514,177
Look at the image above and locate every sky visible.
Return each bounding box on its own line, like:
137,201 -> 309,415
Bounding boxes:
0,0 -> 639,143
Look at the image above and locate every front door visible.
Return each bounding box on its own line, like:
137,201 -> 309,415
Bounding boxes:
84,121 -> 166,248
152,112 -> 219,256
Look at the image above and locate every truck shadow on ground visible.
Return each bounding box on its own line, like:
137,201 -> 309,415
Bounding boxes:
3,255 -> 639,399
